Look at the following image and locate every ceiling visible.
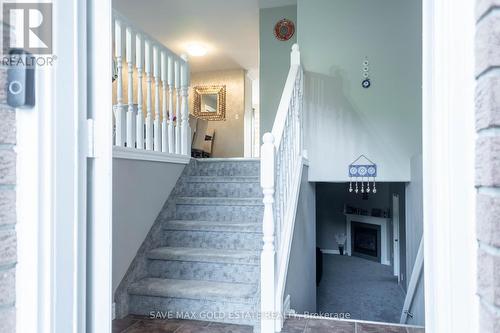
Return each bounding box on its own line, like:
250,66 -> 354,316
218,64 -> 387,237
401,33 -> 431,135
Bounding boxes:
113,0 -> 297,75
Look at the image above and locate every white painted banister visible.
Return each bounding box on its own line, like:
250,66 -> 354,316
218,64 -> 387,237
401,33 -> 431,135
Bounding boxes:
168,56 -> 175,154
112,10 -> 190,157
126,27 -> 135,148
136,34 -> 144,149
174,60 -> 181,154
145,40 -> 153,150
161,51 -> 168,152
261,133 -> 276,333
114,19 -> 124,147
180,55 -> 190,155
153,46 -> 161,151
260,44 -> 304,333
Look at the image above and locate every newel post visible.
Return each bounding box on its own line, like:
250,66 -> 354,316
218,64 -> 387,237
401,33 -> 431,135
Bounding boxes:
290,43 -> 300,66
261,133 -> 276,333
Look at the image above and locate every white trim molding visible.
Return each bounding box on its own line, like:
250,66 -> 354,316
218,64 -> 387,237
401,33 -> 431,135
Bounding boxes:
113,146 -> 191,164
320,249 -> 340,255
422,0 -> 477,331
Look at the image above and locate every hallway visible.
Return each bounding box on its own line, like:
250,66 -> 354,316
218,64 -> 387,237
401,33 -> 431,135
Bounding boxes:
317,254 -> 405,323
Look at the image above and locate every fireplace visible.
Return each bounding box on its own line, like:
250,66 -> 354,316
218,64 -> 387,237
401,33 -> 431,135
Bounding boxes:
351,221 -> 381,262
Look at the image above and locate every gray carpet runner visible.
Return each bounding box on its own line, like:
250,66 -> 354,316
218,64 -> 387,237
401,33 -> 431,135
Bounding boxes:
125,159 -> 262,329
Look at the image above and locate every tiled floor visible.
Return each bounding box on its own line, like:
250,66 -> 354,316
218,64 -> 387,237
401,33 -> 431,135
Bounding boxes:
113,315 -> 425,333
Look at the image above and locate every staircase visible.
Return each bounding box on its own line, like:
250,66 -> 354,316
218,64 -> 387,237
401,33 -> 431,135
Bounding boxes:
125,159 -> 262,328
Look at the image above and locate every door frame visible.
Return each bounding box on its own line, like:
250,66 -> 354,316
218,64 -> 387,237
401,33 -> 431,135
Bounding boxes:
16,0 -> 479,331
392,194 -> 400,280
15,0 -> 113,332
422,0 -> 478,331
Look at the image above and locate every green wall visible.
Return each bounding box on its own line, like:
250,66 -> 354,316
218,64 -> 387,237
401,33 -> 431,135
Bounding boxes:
298,0 -> 422,181
259,5 -> 297,136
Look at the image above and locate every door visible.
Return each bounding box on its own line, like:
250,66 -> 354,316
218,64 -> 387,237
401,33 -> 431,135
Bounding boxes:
393,194 -> 400,280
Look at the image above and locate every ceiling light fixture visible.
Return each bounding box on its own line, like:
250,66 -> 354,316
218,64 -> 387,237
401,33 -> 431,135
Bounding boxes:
186,43 -> 208,57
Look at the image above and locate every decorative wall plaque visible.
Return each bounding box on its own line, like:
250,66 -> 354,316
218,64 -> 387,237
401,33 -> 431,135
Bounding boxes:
274,18 -> 295,41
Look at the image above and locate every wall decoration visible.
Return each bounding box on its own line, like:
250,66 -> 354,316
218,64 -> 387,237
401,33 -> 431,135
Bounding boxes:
274,18 -> 295,41
348,155 -> 377,194
361,57 -> 371,88
193,85 -> 226,121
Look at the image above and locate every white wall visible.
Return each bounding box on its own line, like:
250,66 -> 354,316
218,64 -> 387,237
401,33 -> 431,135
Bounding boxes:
112,158 -> 185,293
284,166 -> 317,313
259,5 -> 297,135
298,0 -> 422,182
405,153 -> 424,325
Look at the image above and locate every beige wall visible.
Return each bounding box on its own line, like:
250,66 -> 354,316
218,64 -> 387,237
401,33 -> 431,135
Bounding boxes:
190,69 -> 246,158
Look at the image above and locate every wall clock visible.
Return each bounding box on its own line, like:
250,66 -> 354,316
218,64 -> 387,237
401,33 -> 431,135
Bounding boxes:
274,18 -> 295,41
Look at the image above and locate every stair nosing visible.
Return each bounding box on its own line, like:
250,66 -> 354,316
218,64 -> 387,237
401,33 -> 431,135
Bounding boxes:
176,196 -> 263,206
147,246 -> 260,265
184,176 -> 260,183
128,277 -> 258,303
163,220 -> 262,233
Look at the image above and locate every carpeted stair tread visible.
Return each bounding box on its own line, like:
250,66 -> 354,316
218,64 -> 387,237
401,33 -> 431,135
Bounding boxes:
129,278 -> 258,302
163,220 -> 261,233
147,247 -> 260,265
176,196 -> 263,206
184,176 -> 260,183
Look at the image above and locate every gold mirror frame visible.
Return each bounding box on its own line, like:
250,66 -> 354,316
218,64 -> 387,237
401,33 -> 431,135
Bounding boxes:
193,85 -> 226,121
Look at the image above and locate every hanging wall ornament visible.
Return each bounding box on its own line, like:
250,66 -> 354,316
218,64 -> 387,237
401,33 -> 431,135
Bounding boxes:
361,57 -> 371,89
348,155 -> 377,195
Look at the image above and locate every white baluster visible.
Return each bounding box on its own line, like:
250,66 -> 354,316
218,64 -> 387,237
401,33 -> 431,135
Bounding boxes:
135,34 -> 144,149
145,40 -> 153,150
126,27 -> 135,148
153,46 -> 161,151
161,51 -> 168,152
174,60 -> 181,154
260,133 -> 276,333
180,54 -> 189,155
167,56 -> 175,153
114,19 -> 124,147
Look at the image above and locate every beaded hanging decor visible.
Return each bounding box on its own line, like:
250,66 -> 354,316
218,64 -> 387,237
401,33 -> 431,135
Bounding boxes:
348,155 -> 377,194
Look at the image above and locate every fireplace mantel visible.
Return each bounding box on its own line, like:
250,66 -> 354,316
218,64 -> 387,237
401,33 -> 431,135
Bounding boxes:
344,213 -> 391,266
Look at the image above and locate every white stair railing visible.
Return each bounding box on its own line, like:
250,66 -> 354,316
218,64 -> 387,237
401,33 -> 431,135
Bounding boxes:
113,11 -> 190,156
260,44 -> 304,333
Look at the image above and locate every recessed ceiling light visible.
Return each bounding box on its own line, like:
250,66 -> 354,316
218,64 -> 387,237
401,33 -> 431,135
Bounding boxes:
186,43 -> 208,57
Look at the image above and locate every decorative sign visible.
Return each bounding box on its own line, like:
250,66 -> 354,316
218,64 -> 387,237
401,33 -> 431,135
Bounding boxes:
348,155 -> 377,194
274,18 -> 295,41
361,57 -> 371,89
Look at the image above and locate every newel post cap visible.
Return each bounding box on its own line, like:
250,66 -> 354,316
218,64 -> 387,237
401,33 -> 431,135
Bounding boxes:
291,43 -> 300,65
263,132 -> 275,144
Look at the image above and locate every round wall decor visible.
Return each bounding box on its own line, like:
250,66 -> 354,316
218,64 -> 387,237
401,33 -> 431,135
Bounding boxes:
274,18 -> 295,41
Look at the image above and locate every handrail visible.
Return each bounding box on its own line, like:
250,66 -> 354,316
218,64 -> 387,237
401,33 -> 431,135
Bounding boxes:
260,44 -> 304,333
112,10 -> 186,65
400,238 -> 424,324
112,10 -> 190,155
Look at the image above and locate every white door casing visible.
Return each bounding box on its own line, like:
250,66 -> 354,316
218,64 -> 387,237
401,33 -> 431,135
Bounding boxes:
393,194 -> 400,279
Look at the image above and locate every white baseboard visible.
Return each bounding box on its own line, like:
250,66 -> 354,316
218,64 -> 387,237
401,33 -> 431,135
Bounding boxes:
320,248 -> 342,255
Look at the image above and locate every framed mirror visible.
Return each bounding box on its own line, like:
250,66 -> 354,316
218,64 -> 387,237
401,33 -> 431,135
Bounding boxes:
193,85 -> 226,121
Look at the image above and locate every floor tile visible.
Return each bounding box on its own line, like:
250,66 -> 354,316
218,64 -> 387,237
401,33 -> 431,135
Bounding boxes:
356,322 -> 407,333
112,316 -> 139,333
406,327 -> 425,333
305,318 -> 354,333
204,322 -> 253,333
282,317 -> 307,333
122,319 -> 183,333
